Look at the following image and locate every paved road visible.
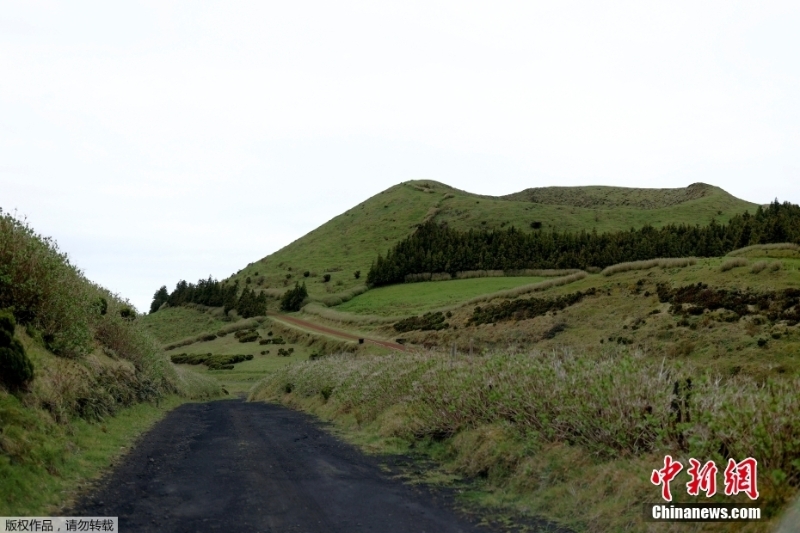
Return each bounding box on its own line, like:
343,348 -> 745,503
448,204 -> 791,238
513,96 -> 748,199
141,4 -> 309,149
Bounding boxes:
71,401 -> 562,533
267,312 -> 407,351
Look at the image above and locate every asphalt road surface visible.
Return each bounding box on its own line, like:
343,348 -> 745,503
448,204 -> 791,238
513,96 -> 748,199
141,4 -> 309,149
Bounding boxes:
71,400 -> 563,533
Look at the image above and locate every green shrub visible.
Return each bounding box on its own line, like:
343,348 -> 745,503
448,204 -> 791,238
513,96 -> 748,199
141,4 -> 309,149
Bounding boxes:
468,289 -> 596,325
354,270 -> 361,279
394,311 -> 448,332
323,274 -> 331,283
236,330 -> 259,343
0,309 -> 34,390
303,271 -> 310,278
280,282 -> 308,312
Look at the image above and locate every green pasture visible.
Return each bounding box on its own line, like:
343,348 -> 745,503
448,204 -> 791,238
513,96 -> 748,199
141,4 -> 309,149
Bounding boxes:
334,276 -> 548,316
166,326 -> 312,395
141,306 -> 227,345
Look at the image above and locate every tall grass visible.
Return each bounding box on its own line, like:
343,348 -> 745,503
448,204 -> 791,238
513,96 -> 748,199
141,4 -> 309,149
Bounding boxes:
751,261 -> 782,274
727,243 -> 800,256
252,348 -> 800,524
0,210 -> 94,357
601,257 -> 697,277
313,284 -> 369,307
720,257 -> 748,272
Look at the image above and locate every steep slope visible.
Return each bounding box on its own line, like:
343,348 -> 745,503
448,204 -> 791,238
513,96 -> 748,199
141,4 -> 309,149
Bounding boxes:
233,180 -> 757,298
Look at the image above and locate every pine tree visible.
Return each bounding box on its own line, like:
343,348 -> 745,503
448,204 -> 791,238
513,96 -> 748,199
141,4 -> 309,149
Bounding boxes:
149,286 -> 169,314
280,282 -> 308,312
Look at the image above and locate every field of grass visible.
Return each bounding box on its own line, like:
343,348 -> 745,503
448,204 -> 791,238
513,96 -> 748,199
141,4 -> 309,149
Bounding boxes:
140,306 -> 228,345
165,319 -> 325,395
229,180 -> 756,300
334,276 -> 547,316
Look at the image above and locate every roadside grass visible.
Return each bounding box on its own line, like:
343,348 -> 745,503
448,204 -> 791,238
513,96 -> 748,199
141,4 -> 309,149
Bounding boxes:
334,276 -> 548,316
250,348 -> 797,532
231,180 -> 755,300
0,392 -> 186,515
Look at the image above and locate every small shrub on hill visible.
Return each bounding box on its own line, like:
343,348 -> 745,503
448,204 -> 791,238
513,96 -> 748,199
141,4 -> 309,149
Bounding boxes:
468,289 -> 597,325
394,312 -> 448,332
323,274 -> 331,283
658,282 -> 800,325
236,330 -> 259,343
280,282 -> 308,312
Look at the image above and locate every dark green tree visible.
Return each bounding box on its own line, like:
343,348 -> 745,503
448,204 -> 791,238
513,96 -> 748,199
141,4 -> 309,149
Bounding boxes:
0,309 -> 34,390
280,282 -> 308,312
149,286 -> 168,313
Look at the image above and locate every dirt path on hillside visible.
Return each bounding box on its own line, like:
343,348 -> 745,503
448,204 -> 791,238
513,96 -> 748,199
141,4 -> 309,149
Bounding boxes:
267,312 -> 407,351
70,401 -> 565,533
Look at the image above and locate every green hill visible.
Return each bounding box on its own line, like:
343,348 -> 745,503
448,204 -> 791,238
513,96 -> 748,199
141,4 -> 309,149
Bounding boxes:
233,180 -> 757,298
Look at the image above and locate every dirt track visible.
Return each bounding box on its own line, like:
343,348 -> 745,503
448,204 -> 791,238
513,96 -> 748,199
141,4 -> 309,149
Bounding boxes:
268,312 -> 407,351
71,400 -> 564,532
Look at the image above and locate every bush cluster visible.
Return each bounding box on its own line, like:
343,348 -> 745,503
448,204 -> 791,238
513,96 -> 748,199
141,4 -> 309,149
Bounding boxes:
468,288 -> 597,325
169,352 -> 253,370
657,283 -> 800,325
259,337 -> 285,345
277,348 -> 294,357
234,329 -> 259,343
393,311 -> 448,333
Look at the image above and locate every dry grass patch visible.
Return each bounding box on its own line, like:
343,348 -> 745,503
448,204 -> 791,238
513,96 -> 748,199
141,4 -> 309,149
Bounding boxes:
727,243 -> 800,257
601,258 -> 697,276
720,257 -> 748,272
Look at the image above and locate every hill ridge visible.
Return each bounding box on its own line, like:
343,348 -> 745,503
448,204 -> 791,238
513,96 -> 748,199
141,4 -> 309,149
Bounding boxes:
219,180 -> 756,299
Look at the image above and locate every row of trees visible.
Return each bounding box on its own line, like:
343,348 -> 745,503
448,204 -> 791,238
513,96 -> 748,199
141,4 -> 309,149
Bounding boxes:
150,277 -> 267,318
367,201 -> 800,287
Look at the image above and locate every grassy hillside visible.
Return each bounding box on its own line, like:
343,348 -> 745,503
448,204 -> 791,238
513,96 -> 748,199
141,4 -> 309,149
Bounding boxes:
231,180 -> 756,299
251,247 -> 800,532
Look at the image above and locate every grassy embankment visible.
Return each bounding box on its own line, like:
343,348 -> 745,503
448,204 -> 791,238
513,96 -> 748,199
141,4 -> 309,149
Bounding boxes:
0,211 -> 221,515
251,248 -> 800,532
230,180 -> 755,300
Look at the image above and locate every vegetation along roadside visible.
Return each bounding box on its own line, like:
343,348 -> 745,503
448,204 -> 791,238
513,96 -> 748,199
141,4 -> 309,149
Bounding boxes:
0,209 -> 222,515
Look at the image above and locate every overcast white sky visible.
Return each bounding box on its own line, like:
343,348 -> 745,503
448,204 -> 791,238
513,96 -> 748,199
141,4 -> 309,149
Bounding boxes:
2,1 -> 800,312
